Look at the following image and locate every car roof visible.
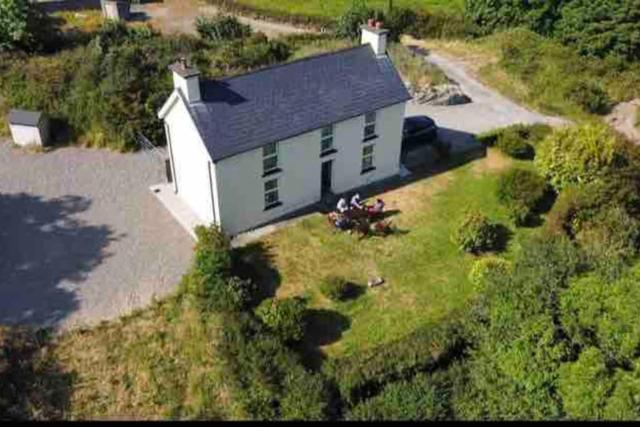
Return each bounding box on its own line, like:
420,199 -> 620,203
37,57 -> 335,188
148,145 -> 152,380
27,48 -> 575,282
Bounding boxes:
405,115 -> 435,126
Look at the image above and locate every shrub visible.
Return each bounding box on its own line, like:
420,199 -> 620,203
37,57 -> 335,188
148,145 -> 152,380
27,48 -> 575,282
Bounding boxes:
219,312 -> 330,420
319,276 -> 354,302
453,211 -> 505,254
324,318 -> 466,407
575,206 -> 640,276
567,80 -> 612,115
255,297 -> 307,343
346,373 -> 450,420
409,10 -> 471,39
215,34 -> 292,72
195,14 -> 252,42
478,123 -> 551,154
334,1 -> 380,39
468,256 -> 512,292
193,225 -> 232,280
495,129 -> 535,160
384,7 -> 417,42
279,369 -> 332,420
535,123 -> 622,191
496,167 -> 548,225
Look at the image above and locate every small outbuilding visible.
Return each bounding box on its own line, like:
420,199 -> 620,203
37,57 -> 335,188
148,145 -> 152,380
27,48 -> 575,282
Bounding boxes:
8,109 -> 50,147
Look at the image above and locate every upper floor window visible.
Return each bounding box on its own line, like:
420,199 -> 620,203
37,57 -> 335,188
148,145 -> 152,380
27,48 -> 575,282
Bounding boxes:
263,142 -> 278,174
321,125 -> 334,154
364,111 -> 377,140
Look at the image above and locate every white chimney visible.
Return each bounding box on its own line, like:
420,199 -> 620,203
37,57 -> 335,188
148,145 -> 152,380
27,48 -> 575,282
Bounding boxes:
169,58 -> 201,104
361,19 -> 389,56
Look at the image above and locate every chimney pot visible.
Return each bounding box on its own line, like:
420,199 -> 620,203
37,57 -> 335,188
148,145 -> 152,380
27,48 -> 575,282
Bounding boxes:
375,21 -> 384,29
367,18 -> 375,27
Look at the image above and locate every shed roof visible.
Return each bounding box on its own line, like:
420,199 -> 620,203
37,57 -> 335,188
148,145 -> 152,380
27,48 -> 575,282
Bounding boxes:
185,44 -> 412,162
8,109 -> 43,127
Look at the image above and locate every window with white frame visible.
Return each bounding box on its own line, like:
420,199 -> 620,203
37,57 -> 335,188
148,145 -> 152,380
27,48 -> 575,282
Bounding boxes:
364,111 -> 377,140
321,125 -> 334,154
263,142 -> 278,174
264,178 -> 280,208
362,144 -> 375,172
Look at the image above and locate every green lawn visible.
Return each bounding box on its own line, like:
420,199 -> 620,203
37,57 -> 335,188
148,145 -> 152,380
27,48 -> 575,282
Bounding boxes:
236,150 -> 538,358
234,0 -> 464,20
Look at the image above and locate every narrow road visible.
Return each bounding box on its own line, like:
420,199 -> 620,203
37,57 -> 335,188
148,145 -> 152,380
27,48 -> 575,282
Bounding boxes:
404,46 -> 569,134
133,0 -> 313,38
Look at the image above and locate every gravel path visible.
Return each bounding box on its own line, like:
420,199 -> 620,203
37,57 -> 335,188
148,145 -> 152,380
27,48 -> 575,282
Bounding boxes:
405,47 -> 569,134
606,99 -> 640,144
0,141 -> 193,330
133,0 -> 312,38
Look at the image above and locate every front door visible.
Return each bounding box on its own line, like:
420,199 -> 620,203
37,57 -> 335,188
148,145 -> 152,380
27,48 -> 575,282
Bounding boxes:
321,160 -> 333,195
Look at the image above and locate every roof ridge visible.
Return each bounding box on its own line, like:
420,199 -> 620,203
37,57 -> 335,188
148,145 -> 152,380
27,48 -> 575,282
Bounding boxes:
219,44 -> 371,83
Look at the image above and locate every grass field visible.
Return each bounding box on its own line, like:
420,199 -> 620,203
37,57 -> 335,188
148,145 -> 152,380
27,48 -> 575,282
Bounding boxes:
233,0 -> 464,19
53,298 -> 241,420
237,149 -> 538,358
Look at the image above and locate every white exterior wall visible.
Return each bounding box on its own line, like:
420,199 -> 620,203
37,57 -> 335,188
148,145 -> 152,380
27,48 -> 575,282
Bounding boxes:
331,102 -> 405,194
214,101 -> 407,236
164,97 -> 216,224
9,124 -> 45,147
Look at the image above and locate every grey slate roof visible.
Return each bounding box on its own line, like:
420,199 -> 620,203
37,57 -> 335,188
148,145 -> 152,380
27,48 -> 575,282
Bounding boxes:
8,109 -> 43,127
187,45 -> 412,162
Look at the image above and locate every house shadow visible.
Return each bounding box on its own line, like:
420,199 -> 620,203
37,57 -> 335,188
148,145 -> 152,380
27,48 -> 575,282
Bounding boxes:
232,241 -> 281,306
201,81 -> 248,106
0,326 -> 73,420
298,308 -> 351,370
0,193 -> 115,328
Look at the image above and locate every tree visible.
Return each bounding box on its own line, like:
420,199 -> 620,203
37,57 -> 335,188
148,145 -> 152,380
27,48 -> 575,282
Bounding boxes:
464,0 -> 563,36
554,0 -> 640,61
0,0 -> 50,52
558,347 -> 614,420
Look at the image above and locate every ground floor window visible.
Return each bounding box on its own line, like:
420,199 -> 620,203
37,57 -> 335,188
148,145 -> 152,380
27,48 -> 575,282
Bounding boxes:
362,144 -> 375,173
264,178 -> 280,209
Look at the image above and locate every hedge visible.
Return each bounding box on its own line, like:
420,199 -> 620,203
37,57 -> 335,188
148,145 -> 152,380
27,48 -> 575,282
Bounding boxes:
324,317 -> 467,408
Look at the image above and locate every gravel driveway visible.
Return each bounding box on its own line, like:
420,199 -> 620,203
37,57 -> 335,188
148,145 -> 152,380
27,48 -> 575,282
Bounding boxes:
0,141 -> 193,330
405,48 -> 569,134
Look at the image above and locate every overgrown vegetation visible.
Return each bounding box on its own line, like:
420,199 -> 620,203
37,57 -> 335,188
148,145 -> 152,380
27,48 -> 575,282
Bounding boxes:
434,28 -> 640,120
466,0 -> 640,62
0,11 -> 295,150
196,14 -> 252,42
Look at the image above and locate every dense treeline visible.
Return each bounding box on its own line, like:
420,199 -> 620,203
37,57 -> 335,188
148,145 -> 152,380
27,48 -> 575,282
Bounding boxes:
466,0 -> 640,61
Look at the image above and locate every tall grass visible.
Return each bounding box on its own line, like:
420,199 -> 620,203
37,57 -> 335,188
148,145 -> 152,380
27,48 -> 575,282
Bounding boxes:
388,42 -> 448,87
54,297 -> 241,420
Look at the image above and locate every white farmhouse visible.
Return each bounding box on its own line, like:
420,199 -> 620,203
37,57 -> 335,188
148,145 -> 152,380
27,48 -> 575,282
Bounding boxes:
8,109 -> 50,147
158,21 -> 411,236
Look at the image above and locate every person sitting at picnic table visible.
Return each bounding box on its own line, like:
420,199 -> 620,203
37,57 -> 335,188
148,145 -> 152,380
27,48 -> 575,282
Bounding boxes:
335,213 -> 350,230
337,197 -> 349,213
368,198 -> 385,215
350,193 -> 364,210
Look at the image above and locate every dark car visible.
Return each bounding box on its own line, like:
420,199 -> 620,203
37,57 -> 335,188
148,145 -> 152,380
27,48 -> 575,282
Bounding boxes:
402,115 -> 438,148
